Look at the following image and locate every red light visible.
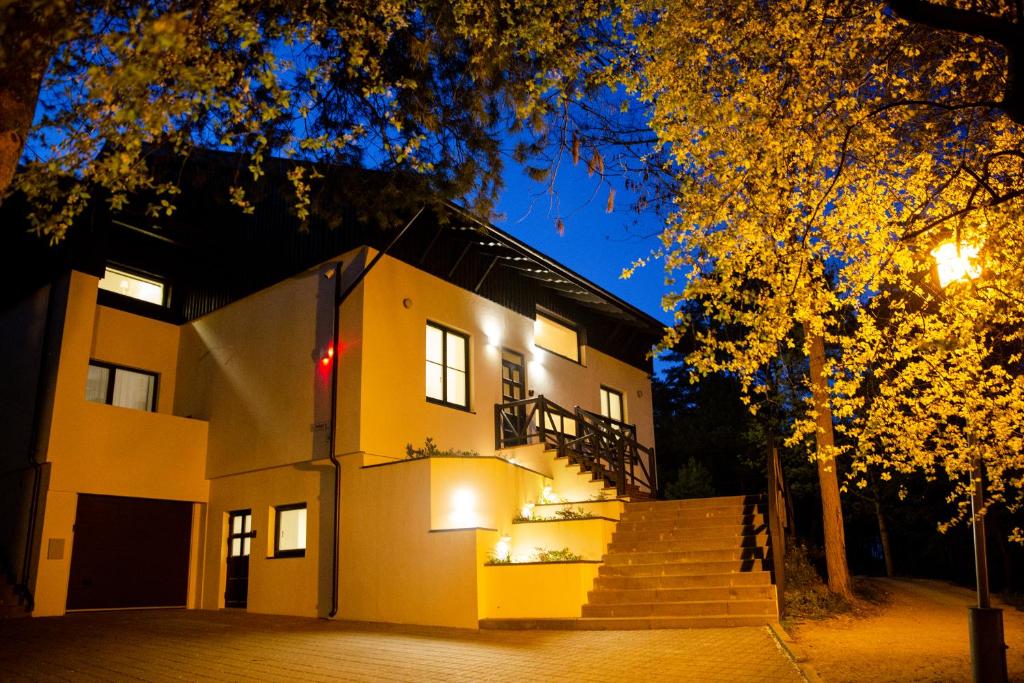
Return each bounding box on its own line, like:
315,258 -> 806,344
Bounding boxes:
321,356 -> 331,366
327,345 -> 334,358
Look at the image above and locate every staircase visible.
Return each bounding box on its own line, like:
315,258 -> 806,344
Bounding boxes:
480,494 -> 780,630
581,495 -> 777,628
0,573 -> 29,619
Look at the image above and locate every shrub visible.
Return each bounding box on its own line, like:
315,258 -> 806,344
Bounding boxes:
406,437 -> 478,459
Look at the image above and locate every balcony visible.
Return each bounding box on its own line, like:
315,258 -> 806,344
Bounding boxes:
494,395 -> 657,498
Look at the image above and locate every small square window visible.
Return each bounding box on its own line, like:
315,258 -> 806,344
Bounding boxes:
534,311 -> 580,362
98,267 -> 165,306
274,504 -> 307,558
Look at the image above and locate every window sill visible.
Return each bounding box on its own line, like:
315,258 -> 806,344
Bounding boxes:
425,397 -> 475,414
269,551 -> 306,559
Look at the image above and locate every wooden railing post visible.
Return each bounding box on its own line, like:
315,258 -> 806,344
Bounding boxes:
767,439 -> 787,618
494,404 -> 502,451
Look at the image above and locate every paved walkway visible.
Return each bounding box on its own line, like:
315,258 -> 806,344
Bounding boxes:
790,577 -> 1024,682
1,609 -> 803,682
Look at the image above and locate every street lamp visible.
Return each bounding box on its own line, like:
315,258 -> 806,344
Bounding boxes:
930,239 -> 1008,683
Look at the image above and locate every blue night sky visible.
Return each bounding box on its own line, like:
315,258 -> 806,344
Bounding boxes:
492,159 -> 673,335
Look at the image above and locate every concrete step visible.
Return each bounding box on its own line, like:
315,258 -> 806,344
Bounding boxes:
612,526 -> 768,543
620,507 -> 766,523
593,570 -> 774,591
587,584 -> 776,605
479,614 -> 774,630
626,495 -> 764,512
607,534 -> 769,553
615,517 -> 768,533
598,558 -> 769,577
604,547 -> 767,566
582,598 -> 778,619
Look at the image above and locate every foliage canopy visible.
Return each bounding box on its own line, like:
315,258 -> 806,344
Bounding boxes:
615,0 -> 1024,537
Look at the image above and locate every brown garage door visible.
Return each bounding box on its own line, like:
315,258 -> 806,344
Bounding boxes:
67,494 -> 193,610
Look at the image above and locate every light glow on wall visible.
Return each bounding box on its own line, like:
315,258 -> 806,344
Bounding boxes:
483,319 -> 502,348
520,502 -> 535,520
494,535 -> 512,562
539,486 -> 559,504
449,487 -> 479,528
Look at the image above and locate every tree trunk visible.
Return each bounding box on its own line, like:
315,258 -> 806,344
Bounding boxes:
0,7 -> 60,197
874,497 -> 895,577
806,327 -> 855,599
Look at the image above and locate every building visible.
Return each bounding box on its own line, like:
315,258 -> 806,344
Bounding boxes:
1,152 -> 667,627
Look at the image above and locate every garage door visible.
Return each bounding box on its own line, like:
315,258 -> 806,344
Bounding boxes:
67,495 -> 193,610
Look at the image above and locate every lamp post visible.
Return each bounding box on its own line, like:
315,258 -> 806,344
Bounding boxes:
930,240 -> 1008,683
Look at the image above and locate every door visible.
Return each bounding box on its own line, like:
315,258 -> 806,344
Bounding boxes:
225,510 -> 253,608
501,349 -> 527,445
66,495 -> 192,610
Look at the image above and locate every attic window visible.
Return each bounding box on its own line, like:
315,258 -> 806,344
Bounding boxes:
534,311 -> 580,363
98,267 -> 165,306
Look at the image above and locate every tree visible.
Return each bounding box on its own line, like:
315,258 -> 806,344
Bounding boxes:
608,0 -> 1024,592
0,0 -> 627,238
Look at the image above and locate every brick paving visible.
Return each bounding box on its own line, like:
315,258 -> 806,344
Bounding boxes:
1,609 -> 803,682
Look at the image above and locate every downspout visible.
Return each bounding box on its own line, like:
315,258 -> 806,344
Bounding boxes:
19,277 -> 64,611
325,206 -> 424,618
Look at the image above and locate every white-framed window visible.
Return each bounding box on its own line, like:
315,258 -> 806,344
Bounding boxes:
273,503 -> 307,558
425,322 -> 469,409
98,267 -> 165,306
85,360 -> 158,412
600,386 -> 624,423
534,311 -> 580,362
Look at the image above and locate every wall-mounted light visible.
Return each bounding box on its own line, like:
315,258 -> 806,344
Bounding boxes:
483,319 -> 502,349
449,487 -> 478,528
494,536 -> 512,563
520,502 -> 535,520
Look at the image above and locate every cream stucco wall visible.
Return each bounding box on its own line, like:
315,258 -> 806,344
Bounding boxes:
32,272 -> 209,616
202,463 -> 328,616
355,254 -> 655,462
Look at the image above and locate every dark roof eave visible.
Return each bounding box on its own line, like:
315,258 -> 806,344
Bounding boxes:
442,200 -> 665,340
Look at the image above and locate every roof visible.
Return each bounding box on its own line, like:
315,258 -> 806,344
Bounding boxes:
0,149 -> 663,371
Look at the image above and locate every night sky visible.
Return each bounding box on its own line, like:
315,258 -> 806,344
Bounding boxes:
494,159 -> 674,343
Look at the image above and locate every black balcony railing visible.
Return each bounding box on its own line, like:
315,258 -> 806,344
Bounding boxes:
494,395 -> 657,497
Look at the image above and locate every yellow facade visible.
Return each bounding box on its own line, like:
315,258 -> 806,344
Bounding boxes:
18,244 -> 656,626
31,272 -> 209,616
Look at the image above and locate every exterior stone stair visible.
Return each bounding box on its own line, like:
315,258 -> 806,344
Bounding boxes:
0,573 -> 29,619
578,495 -> 777,627
479,494 -> 779,630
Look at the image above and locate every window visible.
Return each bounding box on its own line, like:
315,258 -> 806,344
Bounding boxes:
273,504 -> 307,558
98,267 -> 165,306
600,386 -> 624,423
85,361 -> 158,412
425,322 -> 469,409
227,510 -> 254,558
534,311 -> 579,362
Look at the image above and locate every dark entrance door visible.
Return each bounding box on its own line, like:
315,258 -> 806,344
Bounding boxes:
66,494 -> 192,610
501,349 -> 527,445
225,510 -> 253,608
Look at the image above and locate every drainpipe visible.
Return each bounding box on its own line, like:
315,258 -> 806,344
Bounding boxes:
325,207 -> 424,618
18,276 -> 65,611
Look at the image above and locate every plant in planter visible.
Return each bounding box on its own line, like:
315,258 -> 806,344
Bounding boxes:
406,437 -> 479,459
534,547 -> 582,562
554,506 -> 594,520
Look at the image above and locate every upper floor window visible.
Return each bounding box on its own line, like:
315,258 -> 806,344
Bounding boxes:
534,311 -> 580,362
425,322 -> 469,409
600,386 -> 624,423
273,503 -> 307,558
98,267 -> 165,306
85,361 -> 157,412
